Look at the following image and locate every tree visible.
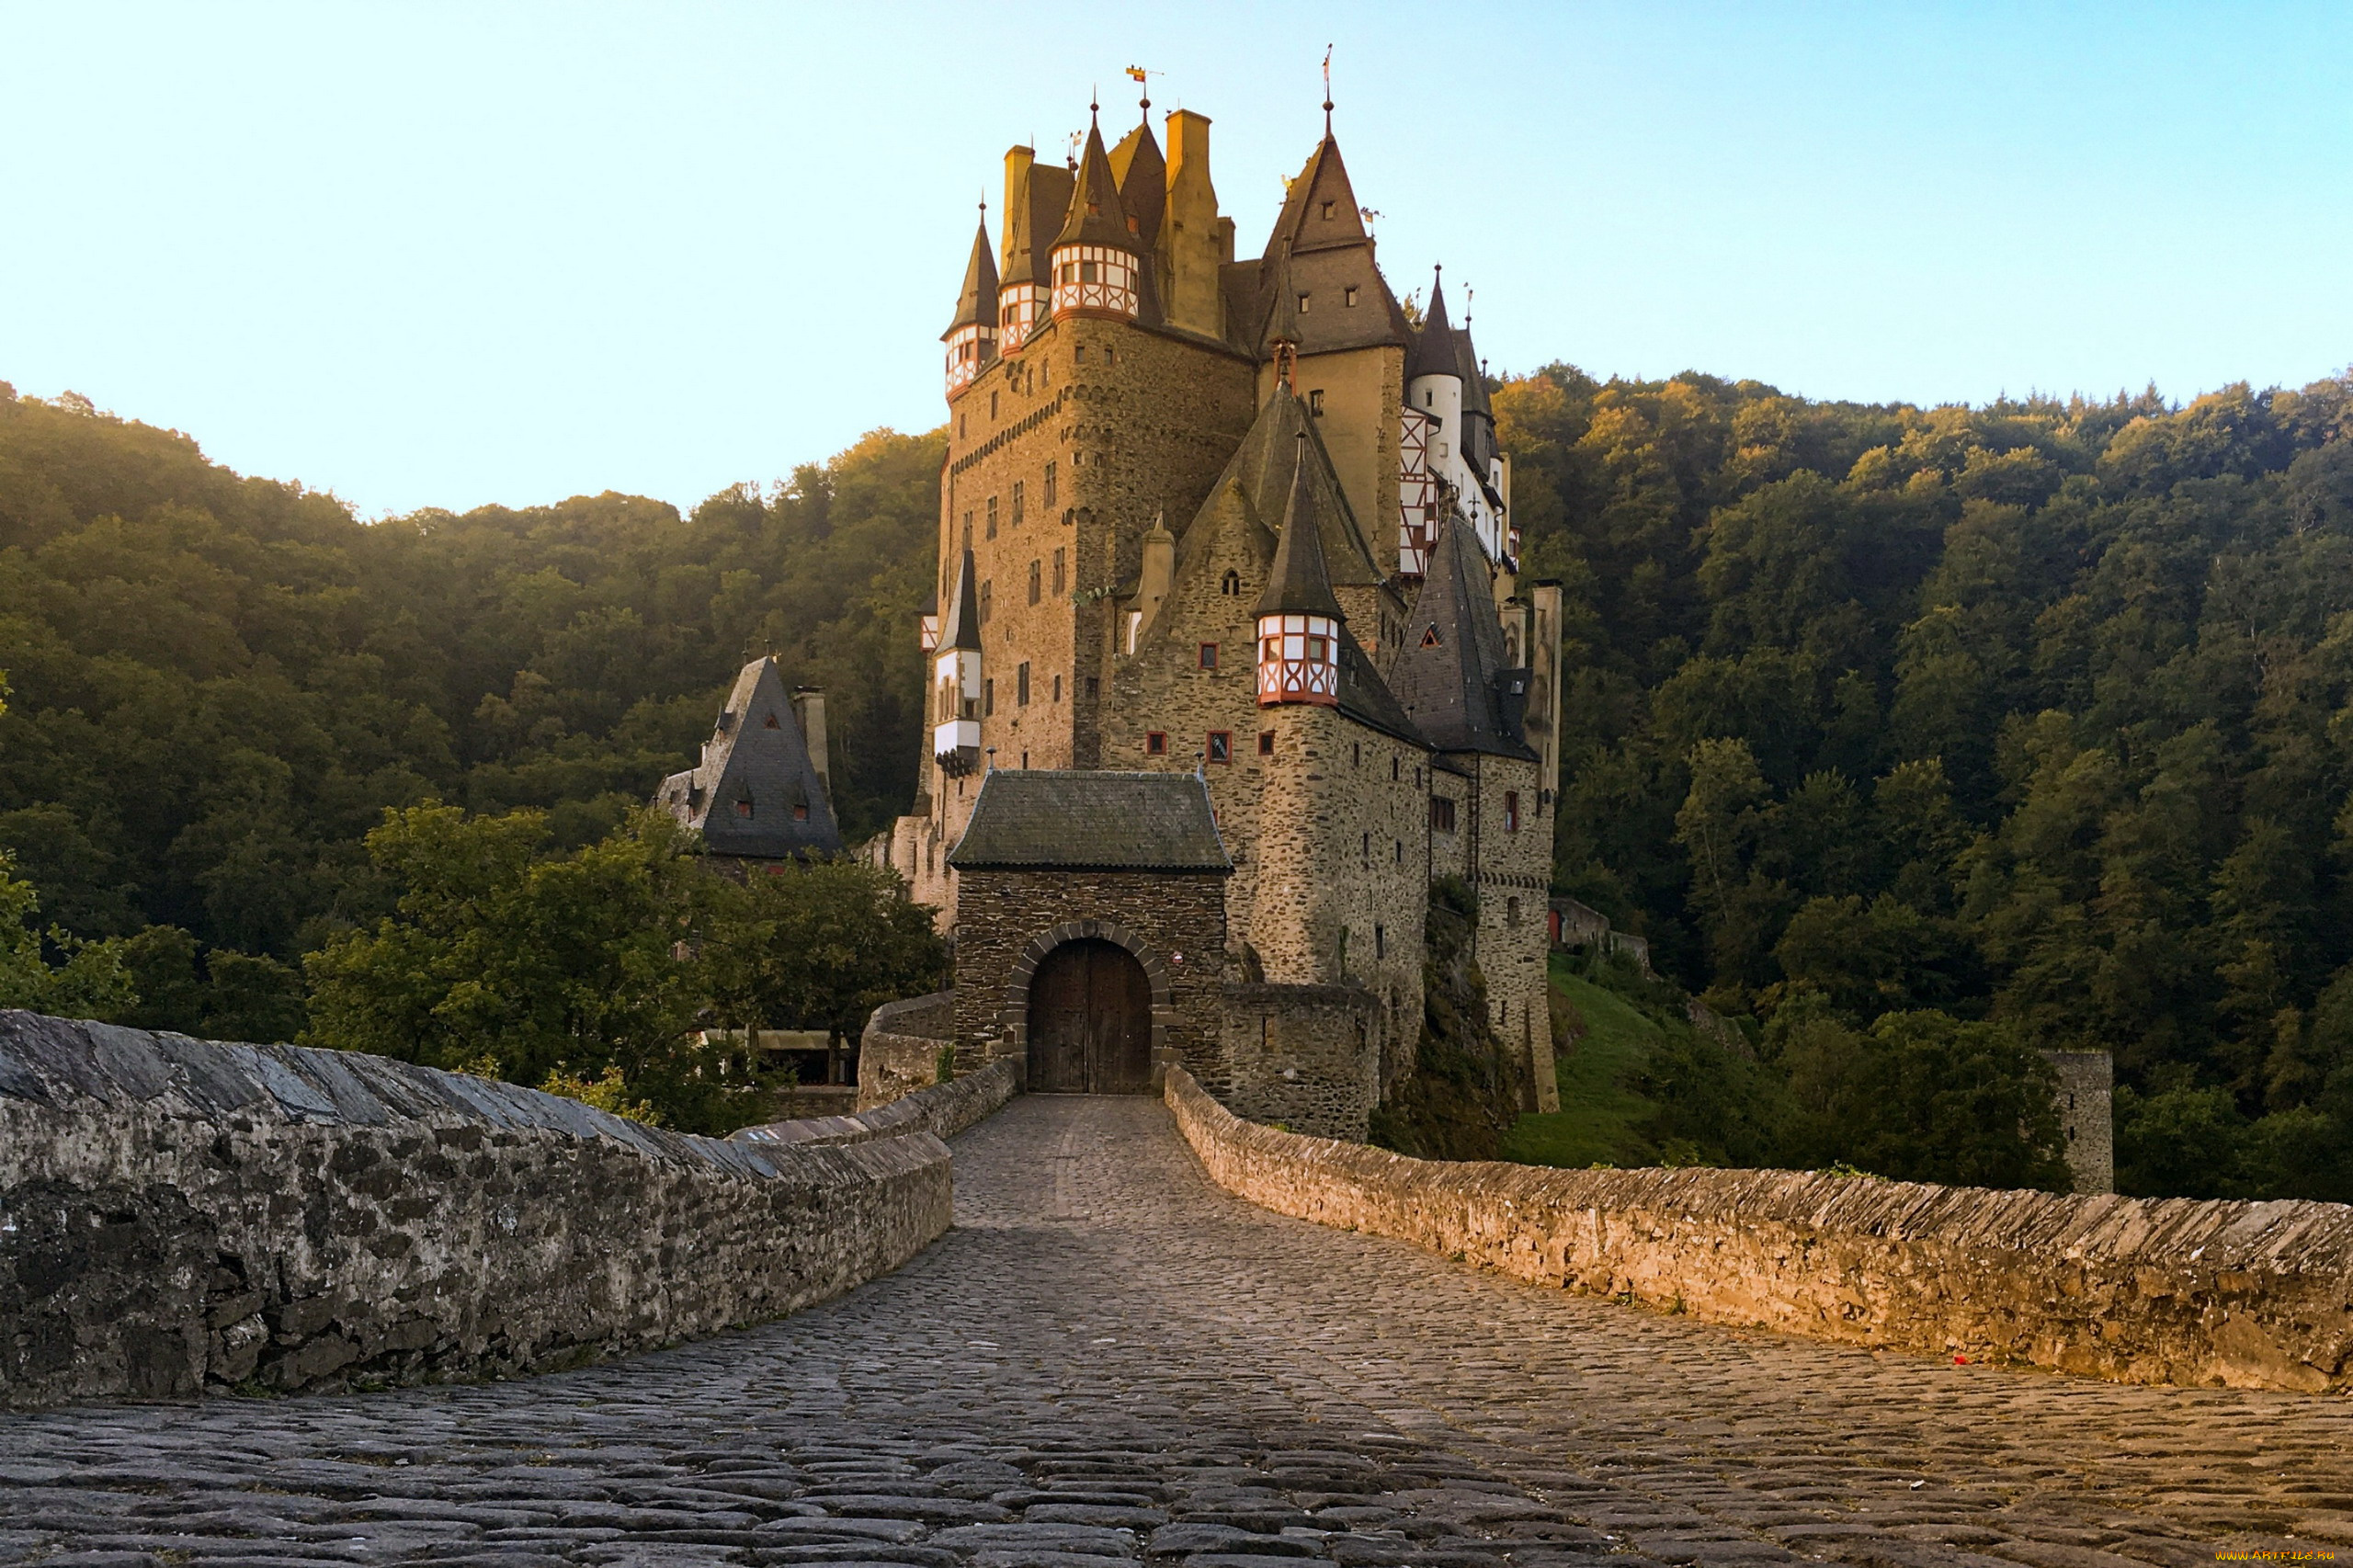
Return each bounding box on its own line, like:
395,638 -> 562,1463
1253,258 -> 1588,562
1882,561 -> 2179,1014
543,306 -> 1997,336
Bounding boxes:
301,804 -> 745,1131
697,859 -> 949,1043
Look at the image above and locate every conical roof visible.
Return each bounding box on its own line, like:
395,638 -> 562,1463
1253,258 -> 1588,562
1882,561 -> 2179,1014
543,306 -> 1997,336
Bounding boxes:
944,217 -> 998,337
1255,241 -> 1300,358
1267,136 -> 1369,257
1389,514 -> 1537,759
1110,116 -> 1165,251
1255,434 -> 1346,621
1406,269 -> 1459,381
941,547 -> 982,652
1054,115 -> 1140,253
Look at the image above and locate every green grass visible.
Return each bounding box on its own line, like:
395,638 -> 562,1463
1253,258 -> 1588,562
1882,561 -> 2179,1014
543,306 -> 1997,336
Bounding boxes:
1499,959 -> 1667,1168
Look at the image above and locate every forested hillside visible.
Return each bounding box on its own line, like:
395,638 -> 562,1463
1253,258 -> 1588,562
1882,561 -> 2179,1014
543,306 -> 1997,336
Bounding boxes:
1501,368 -> 2353,1199
5,366 -> 2351,1192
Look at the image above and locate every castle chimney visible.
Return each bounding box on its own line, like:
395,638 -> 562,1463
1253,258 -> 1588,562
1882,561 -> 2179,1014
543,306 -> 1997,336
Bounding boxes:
792,688 -> 830,806
1162,109 -> 1224,337
1134,509 -> 1175,642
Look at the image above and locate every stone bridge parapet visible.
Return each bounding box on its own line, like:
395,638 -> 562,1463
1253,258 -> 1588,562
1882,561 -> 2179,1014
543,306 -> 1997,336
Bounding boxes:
1165,1066 -> 2353,1393
0,1009 -> 965,1410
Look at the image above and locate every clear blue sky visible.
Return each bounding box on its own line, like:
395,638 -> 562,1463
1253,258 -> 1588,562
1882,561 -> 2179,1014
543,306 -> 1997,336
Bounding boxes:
4,2 -> 2347,518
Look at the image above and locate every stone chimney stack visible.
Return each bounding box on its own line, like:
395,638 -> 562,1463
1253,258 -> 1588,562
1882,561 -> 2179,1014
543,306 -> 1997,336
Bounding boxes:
792,688 -> 830,805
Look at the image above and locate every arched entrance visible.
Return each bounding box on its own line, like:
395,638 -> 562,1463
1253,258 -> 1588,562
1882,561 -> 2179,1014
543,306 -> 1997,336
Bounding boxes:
1025,938 -> 1153,1094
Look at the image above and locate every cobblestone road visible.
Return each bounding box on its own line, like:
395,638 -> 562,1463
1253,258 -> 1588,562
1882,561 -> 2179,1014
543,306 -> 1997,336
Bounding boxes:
6,1095 -> 2350,1568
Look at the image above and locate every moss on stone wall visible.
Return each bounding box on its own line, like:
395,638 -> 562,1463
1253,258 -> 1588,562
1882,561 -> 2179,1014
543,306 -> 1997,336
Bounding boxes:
1367,878 -> 1524,1159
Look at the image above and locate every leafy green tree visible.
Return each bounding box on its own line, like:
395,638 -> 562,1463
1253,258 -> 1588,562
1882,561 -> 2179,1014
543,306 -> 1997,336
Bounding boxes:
697,859 -> 948,1041
301,804 -> 747,1131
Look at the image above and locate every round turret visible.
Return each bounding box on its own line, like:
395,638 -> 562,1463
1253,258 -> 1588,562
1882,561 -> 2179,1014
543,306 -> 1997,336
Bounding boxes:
1255,431 -> 1345,708
1050,109 -> 1142,322
943,210 -> 999,401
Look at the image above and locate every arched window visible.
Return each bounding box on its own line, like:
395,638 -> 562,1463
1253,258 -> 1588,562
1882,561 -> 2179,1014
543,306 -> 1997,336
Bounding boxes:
1221,568 -> 1241,596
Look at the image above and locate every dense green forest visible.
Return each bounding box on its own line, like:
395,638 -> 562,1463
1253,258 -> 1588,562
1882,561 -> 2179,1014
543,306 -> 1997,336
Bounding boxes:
4,366 -> 2351,1191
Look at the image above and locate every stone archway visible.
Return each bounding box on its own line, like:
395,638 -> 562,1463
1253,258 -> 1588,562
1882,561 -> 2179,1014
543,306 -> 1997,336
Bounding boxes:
1025,939 -> 1153,1094
1001,918 -> 1176,1091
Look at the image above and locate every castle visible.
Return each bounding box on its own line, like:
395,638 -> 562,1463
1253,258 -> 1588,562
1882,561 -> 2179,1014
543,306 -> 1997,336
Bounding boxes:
862,88 -> 1566,1138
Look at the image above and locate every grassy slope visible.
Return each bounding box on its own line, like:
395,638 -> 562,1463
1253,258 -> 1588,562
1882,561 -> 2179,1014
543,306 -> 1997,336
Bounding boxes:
1499,957 -> 1665,1168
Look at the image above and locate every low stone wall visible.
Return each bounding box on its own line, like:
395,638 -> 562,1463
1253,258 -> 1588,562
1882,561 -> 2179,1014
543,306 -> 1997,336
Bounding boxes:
0,1010 -> 953,1409
734,1057 -> 1018,1150
1165,1067 -> 2353,1393
856,990 -> 956,1113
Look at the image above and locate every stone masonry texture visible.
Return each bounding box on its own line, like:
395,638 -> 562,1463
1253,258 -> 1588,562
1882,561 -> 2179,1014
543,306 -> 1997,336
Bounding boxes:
0,1010 -> 952,1409
1166,1067 -> 2353,1394
6,1092 -> 2353,1565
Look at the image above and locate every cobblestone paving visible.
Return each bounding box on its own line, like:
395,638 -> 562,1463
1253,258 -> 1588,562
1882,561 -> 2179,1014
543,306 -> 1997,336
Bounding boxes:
6,1095 -> 2351,1568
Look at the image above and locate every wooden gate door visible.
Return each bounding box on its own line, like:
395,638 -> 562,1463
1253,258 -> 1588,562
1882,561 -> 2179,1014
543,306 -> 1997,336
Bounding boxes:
1025,938 -> 1153,1093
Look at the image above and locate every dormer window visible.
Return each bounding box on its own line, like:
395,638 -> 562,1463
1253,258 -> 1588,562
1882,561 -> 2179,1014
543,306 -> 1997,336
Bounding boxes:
1320,200 -> 1335,219
1309,389 -> 1324,416
734,799 -> 753,818
764,714 -> 779,729
1297,292 -> 1311,313
1345,286 -> 1359,307
793,804 -> 810,822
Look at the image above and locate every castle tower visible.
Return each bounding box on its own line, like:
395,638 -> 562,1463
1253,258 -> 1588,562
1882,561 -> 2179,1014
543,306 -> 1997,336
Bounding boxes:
943,214 -> 999,401
1247,443 -> 1350,986
1255,435 -> 1343,708
1051,109 -> 1143,320
932,547 -> 983,778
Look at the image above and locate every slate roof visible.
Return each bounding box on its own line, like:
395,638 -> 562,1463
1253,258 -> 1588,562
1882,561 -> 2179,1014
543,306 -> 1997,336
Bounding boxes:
941,547 -> 982,652
949,770 -> 1232,872
1407,269 -> 1459,382
654,657 -> 845,858
1001,158 -> 1074,290
1388,516 -> 1538,761
1054,117 -> 1139,254
944,217 -> 997,336
1255,433 -> 1344,620
1199,384 -> 1385,589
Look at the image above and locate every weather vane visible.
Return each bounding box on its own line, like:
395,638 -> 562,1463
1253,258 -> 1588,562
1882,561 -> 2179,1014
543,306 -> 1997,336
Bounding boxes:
1321,45 -> 1335,133
1124,63 -> 1160,115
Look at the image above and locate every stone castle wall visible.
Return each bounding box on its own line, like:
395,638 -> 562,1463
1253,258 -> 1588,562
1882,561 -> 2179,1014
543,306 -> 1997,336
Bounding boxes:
1218,983 -> 1384,1140
0,1011 -> 961,1409
856,990 -> 957,1112
1461,749 -> 1556,1113
1166,1066 -> 2353,1393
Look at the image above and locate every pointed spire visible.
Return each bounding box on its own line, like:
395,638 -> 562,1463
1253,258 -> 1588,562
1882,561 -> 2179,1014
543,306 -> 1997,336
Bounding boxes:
1321,44 -> 1334,138
1407,265 -> 1459,382
1054,112 -> 1138,253
941,547 -> 983,651
1256,430 -> 1345,620
945,205 -> 999,335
